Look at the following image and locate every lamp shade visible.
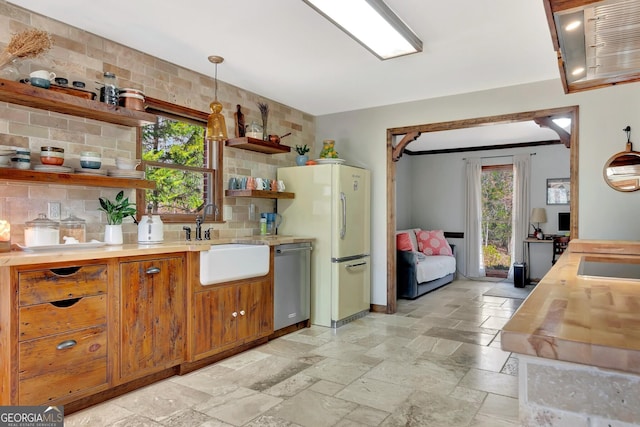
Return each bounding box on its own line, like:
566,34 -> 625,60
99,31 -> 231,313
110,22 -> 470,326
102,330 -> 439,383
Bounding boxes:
530,208 -> 548,224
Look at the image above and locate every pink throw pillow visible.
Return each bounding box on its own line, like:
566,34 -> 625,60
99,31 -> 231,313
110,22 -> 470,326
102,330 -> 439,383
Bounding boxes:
396,232 -> 415,251
416,230 -> 453,256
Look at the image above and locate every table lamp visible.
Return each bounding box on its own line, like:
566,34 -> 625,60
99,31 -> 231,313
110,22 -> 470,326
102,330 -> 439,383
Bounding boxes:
530,208 -> 547,239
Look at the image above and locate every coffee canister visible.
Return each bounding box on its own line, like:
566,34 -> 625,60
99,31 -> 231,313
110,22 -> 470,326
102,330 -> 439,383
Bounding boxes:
60,213 -> 86,243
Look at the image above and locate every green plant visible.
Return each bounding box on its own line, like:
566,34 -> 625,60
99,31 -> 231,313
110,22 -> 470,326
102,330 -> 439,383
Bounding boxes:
99,190 -> 136,225
295,144 -> 310,155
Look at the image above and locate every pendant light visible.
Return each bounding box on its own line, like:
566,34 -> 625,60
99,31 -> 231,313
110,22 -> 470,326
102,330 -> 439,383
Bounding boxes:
206,55 -> 228,142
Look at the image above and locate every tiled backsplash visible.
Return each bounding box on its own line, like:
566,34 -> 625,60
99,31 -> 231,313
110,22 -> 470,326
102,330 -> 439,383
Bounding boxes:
0,1 -> 315,245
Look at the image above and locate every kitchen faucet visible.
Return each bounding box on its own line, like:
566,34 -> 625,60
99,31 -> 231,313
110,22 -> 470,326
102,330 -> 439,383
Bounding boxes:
195,203 -> 217,240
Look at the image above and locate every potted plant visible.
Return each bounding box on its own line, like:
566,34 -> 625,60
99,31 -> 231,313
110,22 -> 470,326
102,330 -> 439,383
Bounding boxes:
295,144 -> 310,166
98,190 -> 136,244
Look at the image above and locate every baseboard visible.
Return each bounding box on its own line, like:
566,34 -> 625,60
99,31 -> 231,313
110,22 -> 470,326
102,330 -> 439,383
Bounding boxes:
370,304 -> 386,313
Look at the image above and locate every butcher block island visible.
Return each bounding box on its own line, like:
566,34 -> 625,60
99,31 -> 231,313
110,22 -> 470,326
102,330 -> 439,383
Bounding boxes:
501,239 -> 640,426
0,237 -> 312,413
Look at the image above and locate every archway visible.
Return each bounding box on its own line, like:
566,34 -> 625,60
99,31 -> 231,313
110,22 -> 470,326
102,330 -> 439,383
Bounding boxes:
385,106 -> 579,314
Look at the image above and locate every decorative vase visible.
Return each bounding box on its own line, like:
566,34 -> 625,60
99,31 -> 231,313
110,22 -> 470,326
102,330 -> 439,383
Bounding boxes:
104,224 -> 123,245
296,155 -> 309,166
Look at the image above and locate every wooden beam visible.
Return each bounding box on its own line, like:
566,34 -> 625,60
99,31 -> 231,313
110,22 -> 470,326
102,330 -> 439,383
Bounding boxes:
392,131 -> 421,162
534,117 -> 571,148
404,139 -> 563,156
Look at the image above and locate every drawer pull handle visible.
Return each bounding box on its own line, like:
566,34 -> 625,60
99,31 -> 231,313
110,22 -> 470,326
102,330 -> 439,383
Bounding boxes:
240,310 -> 245,316
51,297 -> 81,308
49,266 -> 82,276
146,267 -> 160,274
56,340 -> 77,350
232,311 -> 238,318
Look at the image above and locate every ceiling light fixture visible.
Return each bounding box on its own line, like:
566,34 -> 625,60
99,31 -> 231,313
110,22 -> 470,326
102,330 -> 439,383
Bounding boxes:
205,55 -> 228,142
302,0 -> 422,60
555,10 -> 587,85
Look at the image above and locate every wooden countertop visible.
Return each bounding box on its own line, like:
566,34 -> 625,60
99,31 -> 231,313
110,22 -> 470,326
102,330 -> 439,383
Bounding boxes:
0,235 -> 315,267
501,239 -> 640,374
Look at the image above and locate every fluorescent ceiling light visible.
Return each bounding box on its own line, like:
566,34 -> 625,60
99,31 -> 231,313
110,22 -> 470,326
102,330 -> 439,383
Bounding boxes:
303,0 -> 422,60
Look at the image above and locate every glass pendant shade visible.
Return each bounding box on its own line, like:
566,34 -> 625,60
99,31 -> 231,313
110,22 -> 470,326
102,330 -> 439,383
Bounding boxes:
206,100 -> 227,142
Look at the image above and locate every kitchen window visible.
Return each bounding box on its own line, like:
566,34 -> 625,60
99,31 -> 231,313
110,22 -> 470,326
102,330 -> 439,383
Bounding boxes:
136,98 -> 223,223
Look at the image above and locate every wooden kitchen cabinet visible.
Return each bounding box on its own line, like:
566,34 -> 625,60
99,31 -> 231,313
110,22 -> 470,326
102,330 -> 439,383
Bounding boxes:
192,276 -> 273,361
118,254 -> 186,382
13,261 -> 110,405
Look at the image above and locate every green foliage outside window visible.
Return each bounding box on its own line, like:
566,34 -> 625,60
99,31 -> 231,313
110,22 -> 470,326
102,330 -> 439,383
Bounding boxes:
481,168 -> 513,270
141,116 -> 210,215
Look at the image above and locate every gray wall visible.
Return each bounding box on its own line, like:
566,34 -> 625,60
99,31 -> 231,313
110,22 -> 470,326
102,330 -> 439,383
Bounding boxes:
316,78 -> 640,306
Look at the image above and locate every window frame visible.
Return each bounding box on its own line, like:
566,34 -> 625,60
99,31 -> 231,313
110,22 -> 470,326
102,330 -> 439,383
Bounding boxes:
136,97 -> 223,223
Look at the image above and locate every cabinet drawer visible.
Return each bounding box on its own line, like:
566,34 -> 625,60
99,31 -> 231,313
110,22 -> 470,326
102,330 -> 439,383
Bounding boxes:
19,326 -> 107,404
18,264 -> 107,306
19,295 -> 107,341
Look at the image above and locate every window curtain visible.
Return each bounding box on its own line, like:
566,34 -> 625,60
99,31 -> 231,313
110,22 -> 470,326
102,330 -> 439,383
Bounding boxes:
508,153 -> 530,279
464,158 -> 484,277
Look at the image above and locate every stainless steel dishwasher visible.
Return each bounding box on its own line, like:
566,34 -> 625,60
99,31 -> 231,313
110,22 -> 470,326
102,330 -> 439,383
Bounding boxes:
274,242 -> 311,331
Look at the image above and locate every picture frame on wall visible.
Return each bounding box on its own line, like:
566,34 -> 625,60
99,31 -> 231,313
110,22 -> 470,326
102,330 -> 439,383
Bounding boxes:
547,178 -> 570,205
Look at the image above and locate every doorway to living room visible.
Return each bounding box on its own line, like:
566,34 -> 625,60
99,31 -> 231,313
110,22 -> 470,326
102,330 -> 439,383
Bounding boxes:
385,106 -> 579,315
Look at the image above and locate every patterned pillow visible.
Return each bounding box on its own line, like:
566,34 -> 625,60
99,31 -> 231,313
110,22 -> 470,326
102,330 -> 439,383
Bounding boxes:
416,229 -> 453,256
396,232 -> 416,251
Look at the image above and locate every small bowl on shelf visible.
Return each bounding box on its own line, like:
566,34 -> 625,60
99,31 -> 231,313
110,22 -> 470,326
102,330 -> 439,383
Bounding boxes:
40,147 -> 64,166
80,159 -> 102,169
40,155 -> 64,166
11,157 -> 31,169
29,77 -> 51,89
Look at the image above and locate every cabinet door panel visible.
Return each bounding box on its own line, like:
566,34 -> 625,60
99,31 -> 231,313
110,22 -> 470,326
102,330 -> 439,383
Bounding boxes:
218,285 -> 238,347
120,256 -> 185,380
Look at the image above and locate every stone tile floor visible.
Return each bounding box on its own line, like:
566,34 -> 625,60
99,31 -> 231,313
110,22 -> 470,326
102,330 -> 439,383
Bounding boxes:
66,279 -> 529,426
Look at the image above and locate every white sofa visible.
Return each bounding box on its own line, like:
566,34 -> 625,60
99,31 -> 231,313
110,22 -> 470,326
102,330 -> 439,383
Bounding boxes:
396,228 -> 456,299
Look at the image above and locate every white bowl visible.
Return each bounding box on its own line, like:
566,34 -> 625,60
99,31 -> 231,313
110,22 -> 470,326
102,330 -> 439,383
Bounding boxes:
0,155 -> 10,166
115,157 -> 141,170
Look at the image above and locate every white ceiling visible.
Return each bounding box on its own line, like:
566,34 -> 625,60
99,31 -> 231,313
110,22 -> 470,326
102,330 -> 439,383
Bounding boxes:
6,0 -> 564,147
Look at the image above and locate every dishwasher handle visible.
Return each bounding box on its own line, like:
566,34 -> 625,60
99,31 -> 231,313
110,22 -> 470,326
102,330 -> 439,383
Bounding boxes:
276,246 -> 312,255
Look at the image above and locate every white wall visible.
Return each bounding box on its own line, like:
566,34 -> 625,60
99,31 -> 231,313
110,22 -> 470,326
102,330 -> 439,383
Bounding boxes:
316,78 -> 640,306
398,144 -> 569,280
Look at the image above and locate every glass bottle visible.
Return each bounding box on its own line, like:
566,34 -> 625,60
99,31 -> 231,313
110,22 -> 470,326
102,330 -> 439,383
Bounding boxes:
0,57 -> 21,81
100,72 -> 118,105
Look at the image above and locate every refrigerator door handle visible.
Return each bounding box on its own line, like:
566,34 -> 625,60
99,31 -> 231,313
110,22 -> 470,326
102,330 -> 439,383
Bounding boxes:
340,191 -> 346,239
346,261 -> 367,268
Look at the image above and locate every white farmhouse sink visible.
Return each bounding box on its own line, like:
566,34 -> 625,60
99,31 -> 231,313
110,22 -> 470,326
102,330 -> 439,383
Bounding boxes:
200,244 -> 270,285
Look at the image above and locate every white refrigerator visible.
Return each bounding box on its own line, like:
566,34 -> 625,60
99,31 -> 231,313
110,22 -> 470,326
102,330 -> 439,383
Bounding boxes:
277,164 -> 370,328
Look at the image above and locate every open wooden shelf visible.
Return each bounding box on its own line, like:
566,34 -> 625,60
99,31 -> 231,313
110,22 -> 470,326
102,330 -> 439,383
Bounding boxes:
0,168 -> 156,190
0,78 -> 157,127
225,189 -> 294,199
225,137 -> 291,155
